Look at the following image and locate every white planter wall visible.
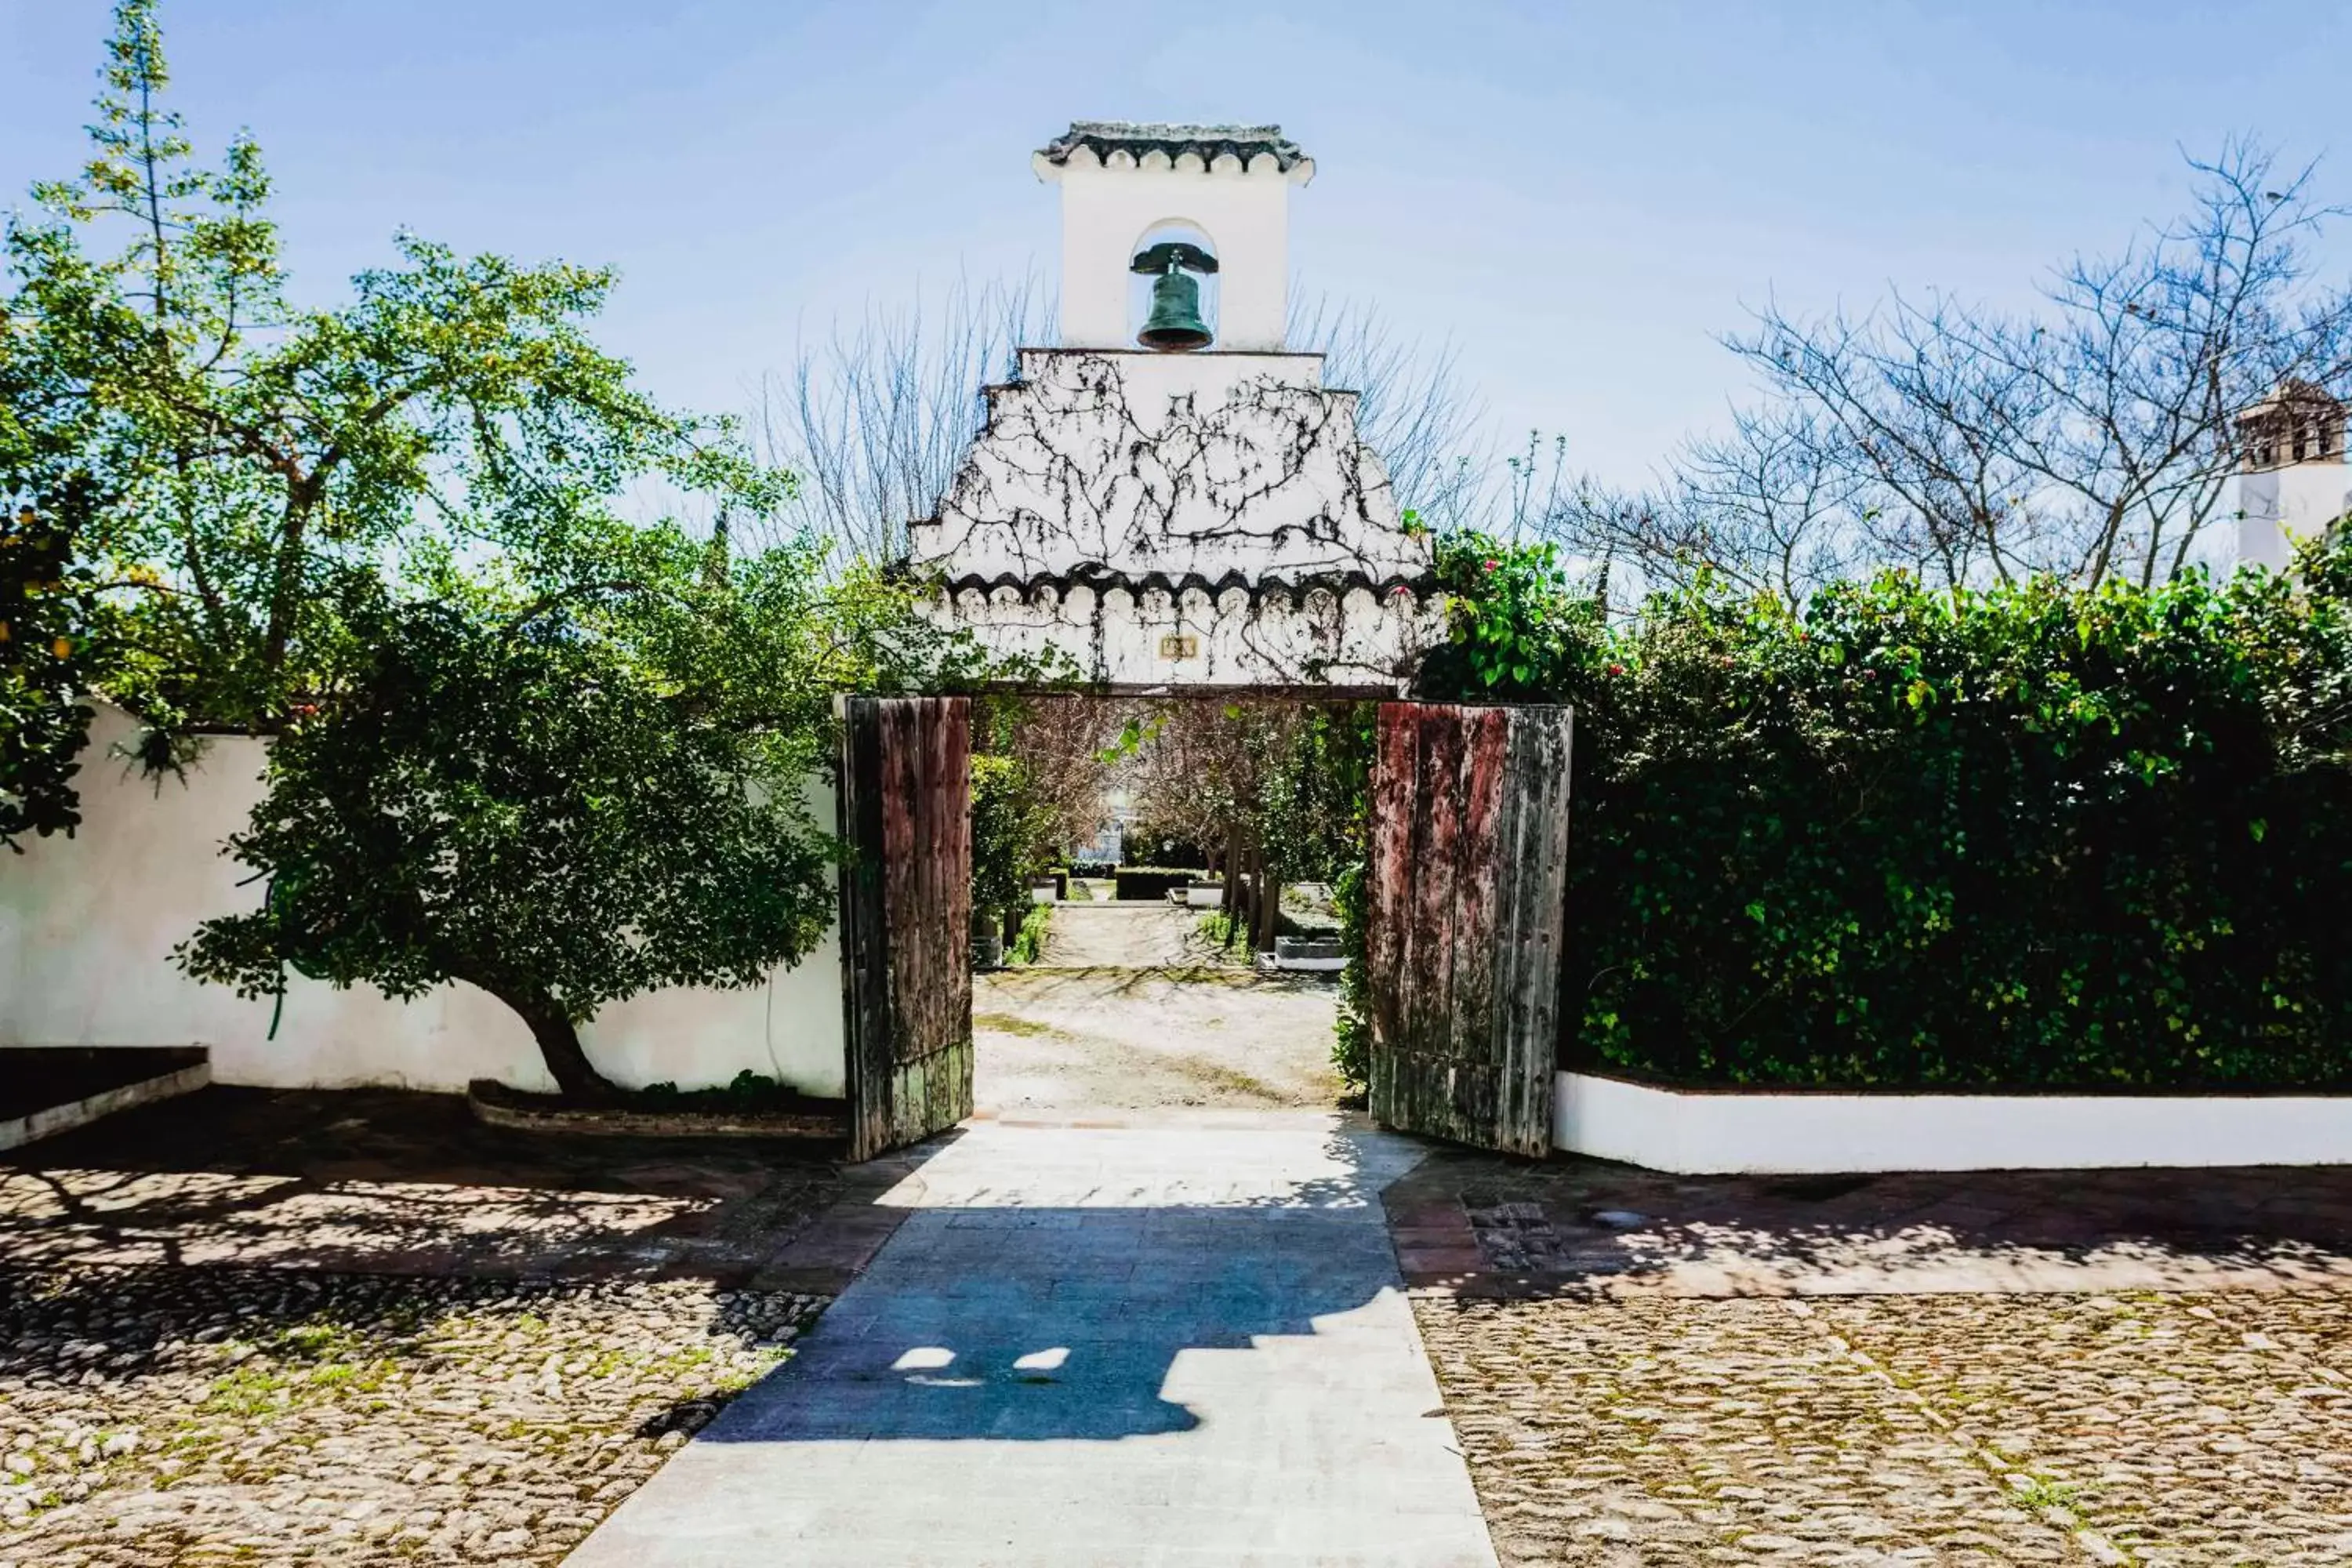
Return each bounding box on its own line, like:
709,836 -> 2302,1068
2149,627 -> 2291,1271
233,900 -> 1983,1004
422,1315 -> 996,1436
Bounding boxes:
1555,1070 -> 2352,1174
0,706 -> 848,1098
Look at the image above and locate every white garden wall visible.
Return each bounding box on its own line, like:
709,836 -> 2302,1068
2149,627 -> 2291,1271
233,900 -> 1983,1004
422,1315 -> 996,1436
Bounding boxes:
0,706 -> 848,1098
1554,1070 -> 2352,1173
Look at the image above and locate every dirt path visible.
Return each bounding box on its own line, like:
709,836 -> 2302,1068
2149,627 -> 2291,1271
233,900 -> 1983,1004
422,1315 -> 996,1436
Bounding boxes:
1035,902 -> 1205,967
974,960 -> 1343,1116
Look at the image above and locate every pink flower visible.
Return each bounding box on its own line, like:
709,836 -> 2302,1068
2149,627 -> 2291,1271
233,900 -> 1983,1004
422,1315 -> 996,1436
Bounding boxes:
1483,558 -> 1499,572
1607,662 -> 1624,677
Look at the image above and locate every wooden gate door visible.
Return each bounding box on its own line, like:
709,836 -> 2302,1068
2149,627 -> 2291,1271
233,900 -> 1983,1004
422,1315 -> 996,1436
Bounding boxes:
1365,702 -> 1573,1156
837,695 -> 974,1160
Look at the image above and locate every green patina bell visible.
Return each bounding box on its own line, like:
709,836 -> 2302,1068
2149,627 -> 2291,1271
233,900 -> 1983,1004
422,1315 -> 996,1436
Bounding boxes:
1132,241 -> 1218,351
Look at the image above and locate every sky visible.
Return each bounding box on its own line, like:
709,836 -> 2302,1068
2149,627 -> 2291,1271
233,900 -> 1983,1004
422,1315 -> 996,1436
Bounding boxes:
4,1 -> 2350,492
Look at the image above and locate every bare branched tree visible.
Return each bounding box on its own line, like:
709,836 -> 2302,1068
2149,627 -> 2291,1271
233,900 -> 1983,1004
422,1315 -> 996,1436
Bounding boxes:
1546,406 -> 1876,602
752,274 -> 1050,561
1288,292 -> 1488,524
996,694 -> 1127,856
1721,139 -> 2352,589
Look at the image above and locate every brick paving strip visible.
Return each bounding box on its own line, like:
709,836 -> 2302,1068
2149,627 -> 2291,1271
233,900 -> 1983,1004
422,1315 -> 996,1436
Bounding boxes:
1387,1152 -> 2352,1566
0,1087 -> 924,1567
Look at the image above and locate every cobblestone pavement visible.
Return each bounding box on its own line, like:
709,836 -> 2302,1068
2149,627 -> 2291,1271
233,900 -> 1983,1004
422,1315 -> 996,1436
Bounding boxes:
0,1087 -> 844,1282
1416,1288 -> 2352,1566
0,1266 -> 822,1566
1385,1151 -> 2352,1298
0,1089 -> 872,1566
1394,1151 -> 2352,1565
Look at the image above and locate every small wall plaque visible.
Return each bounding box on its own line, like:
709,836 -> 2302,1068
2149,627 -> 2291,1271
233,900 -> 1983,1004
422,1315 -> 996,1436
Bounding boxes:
1157,633 -> 1200,659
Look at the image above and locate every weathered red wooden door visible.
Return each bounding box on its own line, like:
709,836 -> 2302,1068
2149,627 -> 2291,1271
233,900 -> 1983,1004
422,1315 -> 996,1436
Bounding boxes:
837,695 -> 974,1160
1365,702 -> 1573,1156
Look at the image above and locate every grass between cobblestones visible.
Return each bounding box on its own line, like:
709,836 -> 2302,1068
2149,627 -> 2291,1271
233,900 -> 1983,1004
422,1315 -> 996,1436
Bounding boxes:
1416,1289 -> 2352,1566
0,1265 -> 825,1566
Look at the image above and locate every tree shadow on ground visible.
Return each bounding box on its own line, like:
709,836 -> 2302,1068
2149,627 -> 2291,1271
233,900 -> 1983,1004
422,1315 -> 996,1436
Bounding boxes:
1389,1145 -> 2352,1297
0,1086 -> 865,1285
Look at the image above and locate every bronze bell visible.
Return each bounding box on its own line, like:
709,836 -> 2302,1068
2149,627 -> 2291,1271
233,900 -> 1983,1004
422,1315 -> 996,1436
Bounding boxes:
1132,241 -> 1217,351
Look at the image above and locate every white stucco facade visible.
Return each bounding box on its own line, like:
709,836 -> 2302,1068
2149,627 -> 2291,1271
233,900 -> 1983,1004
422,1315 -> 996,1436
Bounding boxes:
2233,384 -> 2347,571
2236,459 -> 2351,571
907,348 -> 1442,688
0,706 -> 848,1097
907,125 -> 1436,688
1036,124 -> 1312,354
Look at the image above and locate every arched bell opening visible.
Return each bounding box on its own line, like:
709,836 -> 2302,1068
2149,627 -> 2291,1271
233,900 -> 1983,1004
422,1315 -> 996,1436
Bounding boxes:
1127,220 -> 1220,352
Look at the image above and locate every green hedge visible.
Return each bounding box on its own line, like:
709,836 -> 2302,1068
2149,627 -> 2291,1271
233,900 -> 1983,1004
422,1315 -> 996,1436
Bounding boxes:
1113,866 -> 1204,902
1422,532 -> 2352,1091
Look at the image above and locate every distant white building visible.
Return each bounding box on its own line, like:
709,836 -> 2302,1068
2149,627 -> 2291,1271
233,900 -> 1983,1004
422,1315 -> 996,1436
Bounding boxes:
2234,380 -> 2350,572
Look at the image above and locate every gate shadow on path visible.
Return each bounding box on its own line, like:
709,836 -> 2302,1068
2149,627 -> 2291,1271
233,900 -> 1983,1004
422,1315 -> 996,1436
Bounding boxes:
707,1201 -> 1403,1443
567,1117 -> 1501,1567
705,1120 -> 1419,1443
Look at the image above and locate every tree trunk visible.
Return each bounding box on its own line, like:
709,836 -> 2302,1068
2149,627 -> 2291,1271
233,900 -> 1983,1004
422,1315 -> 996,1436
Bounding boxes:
524,1007 -> 617,1102
468,972 -> 617,1101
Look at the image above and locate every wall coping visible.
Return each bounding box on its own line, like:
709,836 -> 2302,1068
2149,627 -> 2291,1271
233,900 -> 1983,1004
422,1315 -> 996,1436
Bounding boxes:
1555,1069 -> 2352,1174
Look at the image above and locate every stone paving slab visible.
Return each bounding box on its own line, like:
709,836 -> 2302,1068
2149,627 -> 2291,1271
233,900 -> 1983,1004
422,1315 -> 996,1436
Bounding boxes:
568,1116 -> 1499,1568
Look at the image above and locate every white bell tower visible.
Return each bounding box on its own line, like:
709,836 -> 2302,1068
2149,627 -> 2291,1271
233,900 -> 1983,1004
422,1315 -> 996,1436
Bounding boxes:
2235,381 -> 2350,571
903,122 -> 1437,691
1033,122 -> 1314,354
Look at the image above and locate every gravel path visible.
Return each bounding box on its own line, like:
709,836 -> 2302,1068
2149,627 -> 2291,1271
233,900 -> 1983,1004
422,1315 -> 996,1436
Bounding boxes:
974,965 -> 1342,1116
1035,903 -> 1210,967
0,1266 -> 824,1566
1416,1289 -> 2352,1566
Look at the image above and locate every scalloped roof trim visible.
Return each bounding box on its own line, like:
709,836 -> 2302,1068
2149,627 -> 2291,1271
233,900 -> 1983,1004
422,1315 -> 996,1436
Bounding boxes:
926,566 -> 1438,602
1036,121 -> 1310,174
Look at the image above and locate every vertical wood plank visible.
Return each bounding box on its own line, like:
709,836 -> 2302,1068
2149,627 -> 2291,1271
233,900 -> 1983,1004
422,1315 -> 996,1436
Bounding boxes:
1363,701 -> 1573,1156
1490,708 -> 1571,1156
837,697 -> 891,1160
1366,705 -> 1417,1123
840,695 -> 975,1160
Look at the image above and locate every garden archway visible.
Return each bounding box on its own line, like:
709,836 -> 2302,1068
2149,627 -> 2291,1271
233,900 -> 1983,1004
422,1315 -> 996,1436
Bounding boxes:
836,122 -> 1572,1160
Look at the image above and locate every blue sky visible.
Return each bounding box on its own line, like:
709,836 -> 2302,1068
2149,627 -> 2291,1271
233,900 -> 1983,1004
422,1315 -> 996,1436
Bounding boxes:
4,1 -> 2349,489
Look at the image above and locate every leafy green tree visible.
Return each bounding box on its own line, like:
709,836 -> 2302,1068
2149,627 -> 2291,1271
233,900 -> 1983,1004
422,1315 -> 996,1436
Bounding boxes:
968,753 -> 1036,944
172,534 -> 878,1098
2,3 -> 1025,1093
0,496 -> 98,847
6,0 -> 775,768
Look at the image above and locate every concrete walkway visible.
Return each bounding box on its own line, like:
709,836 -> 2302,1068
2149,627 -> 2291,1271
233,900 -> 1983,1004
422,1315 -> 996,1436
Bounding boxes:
568,1113 -> 1497,1566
